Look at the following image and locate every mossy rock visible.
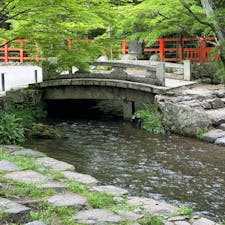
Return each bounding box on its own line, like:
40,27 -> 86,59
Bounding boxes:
27,123 -> 62,139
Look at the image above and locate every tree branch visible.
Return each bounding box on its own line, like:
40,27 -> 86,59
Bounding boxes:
179,0 -> 215,32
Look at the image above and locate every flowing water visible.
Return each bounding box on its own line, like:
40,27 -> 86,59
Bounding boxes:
25,119 -> 225,222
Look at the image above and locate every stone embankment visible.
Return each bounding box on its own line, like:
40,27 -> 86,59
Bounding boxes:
0,145 -> 219,225
158,84 -> 225,145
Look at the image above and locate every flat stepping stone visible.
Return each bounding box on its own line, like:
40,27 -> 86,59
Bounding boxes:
37,181 -> 68,192
12,149 -> 45,157
36,157 -> 74,171
0,145 -> 23,153
202,129 -> 225,143
24,221 -> 46,225
4,170 -> 48,184
47,193 -> 88,210
74,209 -> 124,224
0,197 -> 30,223
62,171 -> 98,185
91,185 -> 128,196
117,210 -> 144,221
0,160 -> 20,171
127,197 -> 178,215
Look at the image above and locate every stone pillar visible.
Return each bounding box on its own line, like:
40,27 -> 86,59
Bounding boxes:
123,100 -> 134,121
1,73 -> 5,91
156,62 -> 165,86
128,41 -> 143,60
184,60 -> 191,81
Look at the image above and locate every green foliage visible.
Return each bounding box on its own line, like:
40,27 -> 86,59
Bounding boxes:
0,112 -> 25,144
192,62 -> 224,84
133,105 -> 165,134
0,0 -> 118,71
196,128 -> 209,139
139,215 -> 163,225
177,205 -> 193,218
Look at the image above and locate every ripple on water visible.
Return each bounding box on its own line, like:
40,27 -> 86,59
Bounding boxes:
25,120 -> 225,222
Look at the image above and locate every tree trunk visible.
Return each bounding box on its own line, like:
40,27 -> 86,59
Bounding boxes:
201,0 -> 225,66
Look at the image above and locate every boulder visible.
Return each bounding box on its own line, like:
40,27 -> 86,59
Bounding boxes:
162,103 -> 211,136
202,129 -> 225,143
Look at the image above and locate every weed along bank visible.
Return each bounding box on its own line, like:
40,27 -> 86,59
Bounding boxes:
0,145 -> 220,225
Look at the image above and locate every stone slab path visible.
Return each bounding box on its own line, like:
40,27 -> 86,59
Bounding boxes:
0,145 -> 219,225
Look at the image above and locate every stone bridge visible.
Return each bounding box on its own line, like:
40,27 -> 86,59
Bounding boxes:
31,71 -> 196,120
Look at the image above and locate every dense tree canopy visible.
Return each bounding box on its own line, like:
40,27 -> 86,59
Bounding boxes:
0,0 -> 117,71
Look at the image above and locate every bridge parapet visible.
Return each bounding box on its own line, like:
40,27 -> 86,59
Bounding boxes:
92,60 -> 165,86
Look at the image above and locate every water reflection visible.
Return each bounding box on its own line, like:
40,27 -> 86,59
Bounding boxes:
25,120 -> 225,222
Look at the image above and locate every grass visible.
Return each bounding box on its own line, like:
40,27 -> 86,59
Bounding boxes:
133,104 -> 165,134
138,215 -> 163,225
196,128 -> 209,139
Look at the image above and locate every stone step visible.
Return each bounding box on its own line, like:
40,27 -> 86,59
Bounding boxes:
0,197 -> 30,223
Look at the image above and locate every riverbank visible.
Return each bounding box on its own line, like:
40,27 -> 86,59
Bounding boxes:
158,83 -> 225,143
0,145 -> 220,225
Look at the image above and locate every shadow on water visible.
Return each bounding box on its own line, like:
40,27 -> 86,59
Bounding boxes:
25,100 -> 225,222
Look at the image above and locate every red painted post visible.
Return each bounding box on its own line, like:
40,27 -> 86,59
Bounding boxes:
4,41 -> 8,63
199,38 -> 206,62
122,39 -> 127,54
158,38 -> 164,61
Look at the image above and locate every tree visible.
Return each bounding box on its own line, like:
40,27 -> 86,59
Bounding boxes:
0,0 -> 117,71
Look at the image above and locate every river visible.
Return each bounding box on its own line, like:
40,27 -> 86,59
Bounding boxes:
25,119 -> 225,222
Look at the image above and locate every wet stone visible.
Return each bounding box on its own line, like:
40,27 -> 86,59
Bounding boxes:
168,216 -> 189,222
91,185 -> 128,196
62,171 -> 98,185
0,197 -> 30,223
215,137 -> 225,146
24,221 -> 46,225
47,193 -> 88,210
219,123 -> 225,131
127,197 -> 178,215
208,98 -> 225,109
0,160 -> 20,171
37,181 -> 68,192
4,170 -> 48,184
192,218 -> 219,225
12,149 -> 45,157
202,129 -> 225,143
36,157 -> 74,171
74,209 -> 124,224
174,221 -> 190,225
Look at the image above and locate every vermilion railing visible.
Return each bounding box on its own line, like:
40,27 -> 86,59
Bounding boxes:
0,39 -> 40,63
0,37 -> 219,63
122,37 -> 219,63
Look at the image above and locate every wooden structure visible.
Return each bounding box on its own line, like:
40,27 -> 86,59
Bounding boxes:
122,37 -> 218,63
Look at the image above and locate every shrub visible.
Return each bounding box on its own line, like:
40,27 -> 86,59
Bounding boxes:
133,105 -> 165,134
0,112 -> 25,144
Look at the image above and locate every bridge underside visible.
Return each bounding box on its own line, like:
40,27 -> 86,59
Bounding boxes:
42,85 -> 155,120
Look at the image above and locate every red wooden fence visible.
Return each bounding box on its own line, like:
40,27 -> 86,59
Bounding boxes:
122,37 -> 219,63
0,37 -> 219,63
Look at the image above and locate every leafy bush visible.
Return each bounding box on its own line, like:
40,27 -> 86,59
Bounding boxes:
0,112 -> 25,144
133,105 -> 165,134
